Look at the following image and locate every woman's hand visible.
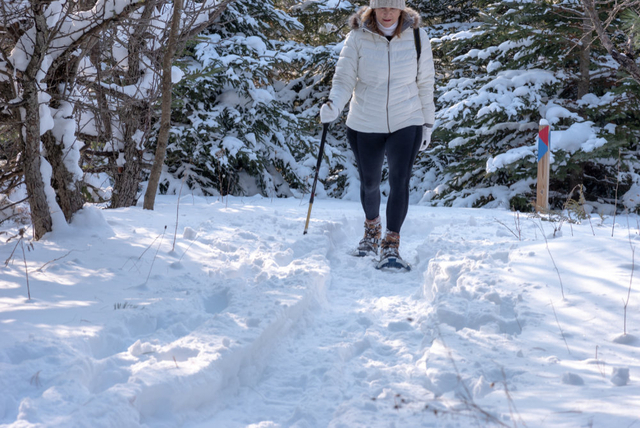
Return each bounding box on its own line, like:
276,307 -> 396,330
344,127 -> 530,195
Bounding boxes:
320,101 -> 339,123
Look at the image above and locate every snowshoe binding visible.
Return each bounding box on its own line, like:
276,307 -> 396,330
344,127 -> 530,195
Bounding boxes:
352,217 -> 381,257
376,231 -> 411,271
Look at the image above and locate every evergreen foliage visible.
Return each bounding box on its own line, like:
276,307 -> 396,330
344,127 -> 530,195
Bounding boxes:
5,0 -> 639,219
280,0 -> 359,198
166,0 -> 353,198
168,1 -> 304,197
415,0 -> 640,212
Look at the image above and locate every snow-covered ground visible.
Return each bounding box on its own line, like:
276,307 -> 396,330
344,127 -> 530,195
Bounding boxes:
1,195 -> 639,427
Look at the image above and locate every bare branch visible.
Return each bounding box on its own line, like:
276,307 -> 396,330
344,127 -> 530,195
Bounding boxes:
581,0 -> 640,83
47,1 -> 146,83
179,0 -> 238,44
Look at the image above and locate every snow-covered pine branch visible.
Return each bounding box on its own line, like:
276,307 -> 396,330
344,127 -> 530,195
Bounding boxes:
0,0 -> 244,238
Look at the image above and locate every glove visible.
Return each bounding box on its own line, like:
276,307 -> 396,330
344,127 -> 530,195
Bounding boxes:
320,101 -> 339,123
420,125 -> 433,151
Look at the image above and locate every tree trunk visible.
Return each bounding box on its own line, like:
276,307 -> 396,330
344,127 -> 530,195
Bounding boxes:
143,0 -> 183,210
109,1 -> 157,209
42,131 -> 84,221
577,16 -> 592,99
22,81 -> 52,240
43,49 -> 86,221
21,1 -> 53,240
110,128 -> 144,208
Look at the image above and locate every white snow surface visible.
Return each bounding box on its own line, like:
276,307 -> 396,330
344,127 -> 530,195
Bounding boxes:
1,196 -> 640,427
171,66 -> 185,84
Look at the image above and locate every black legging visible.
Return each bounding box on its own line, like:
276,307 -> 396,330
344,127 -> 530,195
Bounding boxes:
347,125 -> 422,234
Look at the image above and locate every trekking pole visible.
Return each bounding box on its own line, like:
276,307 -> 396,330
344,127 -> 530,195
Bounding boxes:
303,122 -> 329,235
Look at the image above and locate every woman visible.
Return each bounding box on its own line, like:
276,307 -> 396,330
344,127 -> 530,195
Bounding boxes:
320,0 -> 435,270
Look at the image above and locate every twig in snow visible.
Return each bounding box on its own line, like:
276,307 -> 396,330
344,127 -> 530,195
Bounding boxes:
431,326 -> 514,427
36,250 -> 74,272
122,232 -> 163,272
575,184 -> 595,236
514,312 -> 523,333
30,370 -> 41,387
21,239 -> 31,300
179,233 -> 199,262
4,227 -> 29,265
500,367 -> 527,428
145,225 -> 167,284
495,212 -> 521,241
623,214 -> 636,335
612,148 -> 621,237
595,346 -> 606,378
4,228 -> 33,299
536,220 -> 565,300
550,299 -> 571,355
173,175 -> 186,252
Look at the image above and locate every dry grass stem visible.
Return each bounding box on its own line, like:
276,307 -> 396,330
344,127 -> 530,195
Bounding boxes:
36,250 -> 74,272
21,240 -> 31,300
536,220 -> 565,300
550,299 -> 571,355
623,215 -> 636,335
179,233 -> 199,262
495,212 -> 522,241
122,232 -> 164,272
173,175 -> 187,252
612,148 -> 621,237
145,225 -> 168,284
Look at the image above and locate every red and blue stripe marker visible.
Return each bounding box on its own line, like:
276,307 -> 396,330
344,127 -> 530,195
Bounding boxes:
538,121 -> 550,161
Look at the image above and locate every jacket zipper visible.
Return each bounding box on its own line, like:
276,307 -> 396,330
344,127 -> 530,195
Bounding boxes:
363,28 -> 395,133
386,40 -> 391,133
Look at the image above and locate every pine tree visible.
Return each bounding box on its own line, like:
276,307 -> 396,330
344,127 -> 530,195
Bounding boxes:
281,0 -> 359,198
166,0 -> 353,198
414,0 -> 640,212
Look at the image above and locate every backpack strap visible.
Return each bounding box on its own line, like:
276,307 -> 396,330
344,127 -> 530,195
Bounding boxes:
414,28 -> 421,61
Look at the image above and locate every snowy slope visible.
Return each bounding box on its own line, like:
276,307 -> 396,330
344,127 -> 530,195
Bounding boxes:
1,196 -> 639,427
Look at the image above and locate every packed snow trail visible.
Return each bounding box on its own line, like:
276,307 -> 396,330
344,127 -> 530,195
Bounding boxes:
187,210 -> 440,427
179,203 -> 636,427
1,196 -> 640,428
178,199 -> 640,428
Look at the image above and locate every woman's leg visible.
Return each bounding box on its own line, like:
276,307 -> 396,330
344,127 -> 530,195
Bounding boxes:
347,127 -> 387,221
384,125 -> 422,233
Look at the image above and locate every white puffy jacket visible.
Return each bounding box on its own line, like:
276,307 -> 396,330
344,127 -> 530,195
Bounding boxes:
328,7 -> 435,134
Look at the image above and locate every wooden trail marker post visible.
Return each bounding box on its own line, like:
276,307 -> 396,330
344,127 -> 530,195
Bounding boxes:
536,119 -> 550,212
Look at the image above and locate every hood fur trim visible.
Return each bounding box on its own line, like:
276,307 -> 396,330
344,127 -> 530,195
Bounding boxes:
348,6 -> 421,31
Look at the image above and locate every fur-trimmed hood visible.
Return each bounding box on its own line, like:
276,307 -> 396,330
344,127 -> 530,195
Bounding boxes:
348,6 -> 422,31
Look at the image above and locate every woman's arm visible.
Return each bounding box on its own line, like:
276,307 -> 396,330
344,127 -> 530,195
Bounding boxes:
328,31 -> 359,113
416,29 -> 435,126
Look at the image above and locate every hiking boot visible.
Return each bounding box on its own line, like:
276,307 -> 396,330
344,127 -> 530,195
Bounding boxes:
355,217 -> 381,257
376,230 -> 410,271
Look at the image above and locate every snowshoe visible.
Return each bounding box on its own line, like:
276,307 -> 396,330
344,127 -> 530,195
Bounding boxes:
375,231 -> 411,271
376,255 -> 411,271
